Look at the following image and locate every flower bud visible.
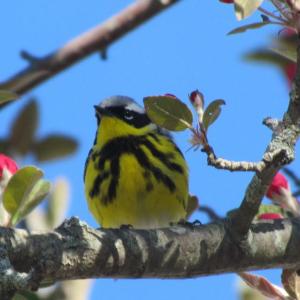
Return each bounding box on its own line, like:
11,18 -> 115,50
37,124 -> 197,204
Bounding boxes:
164,93 -> 177,99
0,154 -> 19,219
189,90 -> 204,122
266,172 -> 289,199
266,172 -> 300,217
257,212 -> 283,220
0,154 -> 18,180
189,90 -> 204,107
219,0 -> 234,3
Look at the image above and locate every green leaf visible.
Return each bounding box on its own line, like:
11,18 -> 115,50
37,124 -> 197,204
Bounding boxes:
3,167 -> 42,214
202,99 -> 225,131
234,0 -> 264,20
244,49 -> 295,83
270,46 -> 296,63
143,96 -> 193,131
228,22 -> 271,35
3,166 -> 50,226
33,135 -> 78,162
9,99 -> 38,156
269,35 -> 297,63
244,50 -> 290,67
0,90 -> 18,104
15,179 -> 50,224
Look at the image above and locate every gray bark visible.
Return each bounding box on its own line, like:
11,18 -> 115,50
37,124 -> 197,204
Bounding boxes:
2,217 -> 300,283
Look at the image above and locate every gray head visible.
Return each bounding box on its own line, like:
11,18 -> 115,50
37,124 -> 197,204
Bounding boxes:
99,96 -> 144,113
94,95 -> 152,129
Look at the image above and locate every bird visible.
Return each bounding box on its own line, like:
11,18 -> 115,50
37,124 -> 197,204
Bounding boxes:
84,95 -> 189,229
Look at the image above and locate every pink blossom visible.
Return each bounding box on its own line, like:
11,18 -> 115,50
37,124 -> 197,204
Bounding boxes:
266,172 -> 289,199
257,213 -> 283,220
266,172 -> 300,217
0,154 -> 18,180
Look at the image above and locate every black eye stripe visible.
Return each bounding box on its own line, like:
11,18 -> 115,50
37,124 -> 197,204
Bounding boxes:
105,106 -> 151,128
124,110 -> 134,120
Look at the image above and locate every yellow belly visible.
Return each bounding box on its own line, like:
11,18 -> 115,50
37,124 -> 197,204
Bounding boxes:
85,152 -> 188,229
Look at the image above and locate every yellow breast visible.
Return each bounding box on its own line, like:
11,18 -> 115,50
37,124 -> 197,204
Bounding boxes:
84,116 -> 188,229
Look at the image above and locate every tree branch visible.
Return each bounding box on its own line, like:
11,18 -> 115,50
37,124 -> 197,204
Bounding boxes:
2,216 -> 300,296
206,155 -> 266,172
0,0 -> 178,97
198,205 -> 222,221
228,36 -> 300,238
192,123 -> 279,173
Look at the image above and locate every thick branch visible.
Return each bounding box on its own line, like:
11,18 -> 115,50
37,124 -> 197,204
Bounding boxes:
2,217 -> 300,293
0,0 -> 178,96
229,37 -> 300,237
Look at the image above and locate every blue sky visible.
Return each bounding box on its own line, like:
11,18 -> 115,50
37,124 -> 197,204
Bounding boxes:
0,1 -> 297,299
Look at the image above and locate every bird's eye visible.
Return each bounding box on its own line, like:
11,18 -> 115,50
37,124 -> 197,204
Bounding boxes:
124,110 -> 134,120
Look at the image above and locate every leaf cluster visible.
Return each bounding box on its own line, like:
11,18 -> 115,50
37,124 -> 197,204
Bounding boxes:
0,98 -> 78,162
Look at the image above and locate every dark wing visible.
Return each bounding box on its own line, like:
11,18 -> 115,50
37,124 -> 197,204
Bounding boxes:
156,126 -> 184,158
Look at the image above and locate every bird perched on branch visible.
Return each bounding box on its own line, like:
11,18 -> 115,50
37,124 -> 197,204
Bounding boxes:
84,96 -> 188,229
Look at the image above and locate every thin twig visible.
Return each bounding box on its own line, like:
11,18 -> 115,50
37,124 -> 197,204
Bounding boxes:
198,206 -> 222,221
191,127 -> 267,173
271,0 -> 292,21
205,151 -> 267,172
0,0 -> 178,99
258,6 -> 287,22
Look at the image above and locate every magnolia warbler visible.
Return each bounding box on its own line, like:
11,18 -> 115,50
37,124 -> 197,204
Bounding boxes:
84,96 -> 189,229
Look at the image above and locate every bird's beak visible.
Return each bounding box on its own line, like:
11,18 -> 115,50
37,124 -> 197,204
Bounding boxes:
94,105 -> 111,117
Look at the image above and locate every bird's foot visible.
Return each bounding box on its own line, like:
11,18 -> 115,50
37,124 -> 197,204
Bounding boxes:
173,219 -> 202,229
120,224 -> 134,230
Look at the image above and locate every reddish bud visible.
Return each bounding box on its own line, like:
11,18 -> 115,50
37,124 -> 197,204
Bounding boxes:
189,90 -> 205,122
189,90 -> 203,104
284,63 -> 296,87
219,0 -> 234,3
189,90 -> 204,108
0,154 -> 18,179
258,213 -> 283,220
164,93 -> 177,99
281,28 -> 296,37
266,172 -> 289,199
266,173 -> 300,216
